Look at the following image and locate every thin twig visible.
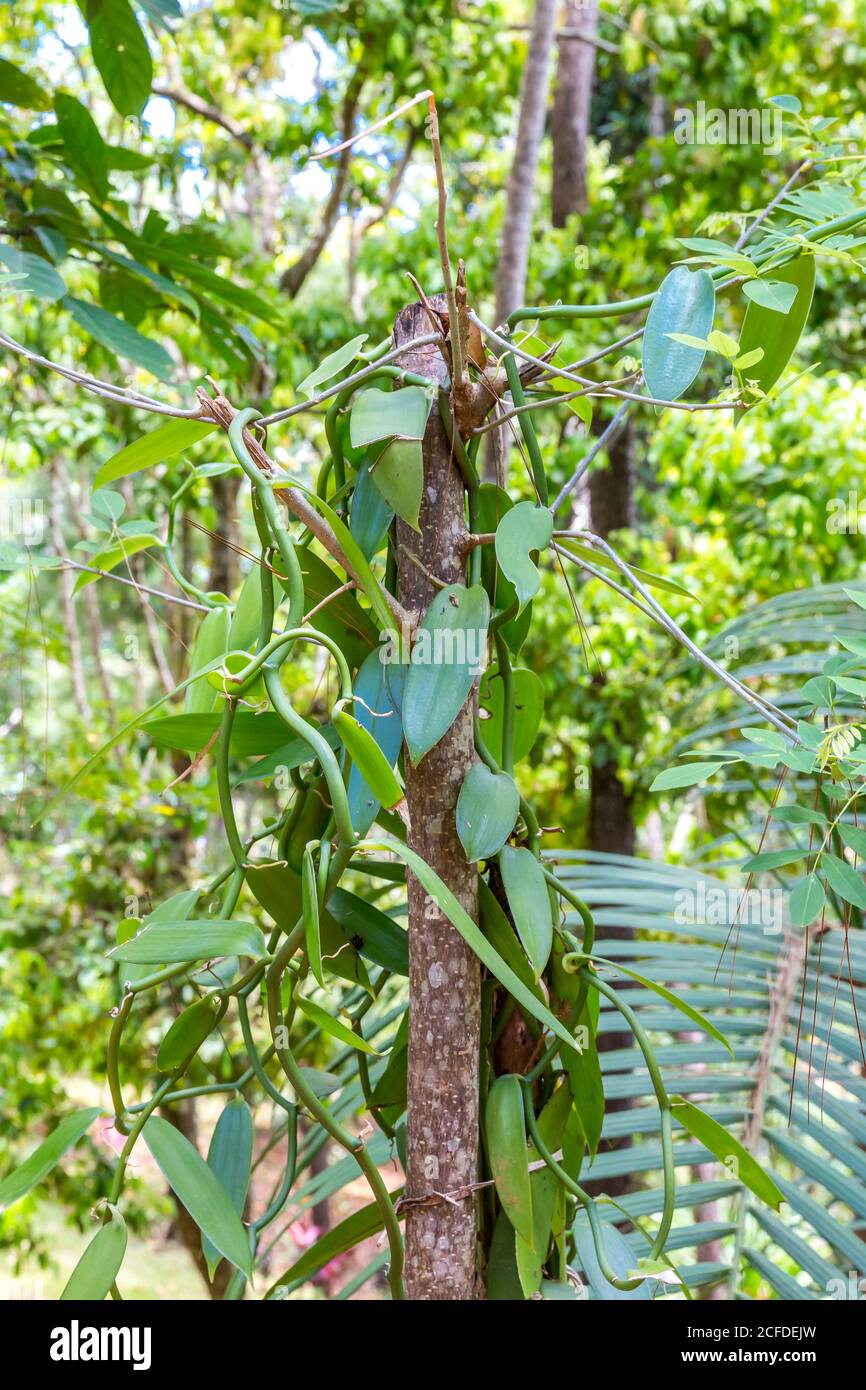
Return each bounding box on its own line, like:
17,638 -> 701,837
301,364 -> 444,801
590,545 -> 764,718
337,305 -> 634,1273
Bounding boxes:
552,401 -> 632,511
59,559 -> 210,610
311,90 -> 433,160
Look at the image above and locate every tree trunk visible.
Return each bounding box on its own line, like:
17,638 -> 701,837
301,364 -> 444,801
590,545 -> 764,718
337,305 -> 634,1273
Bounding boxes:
494,0 -> 559,325
394,299 -> 481,1300
551,0 -> 599,226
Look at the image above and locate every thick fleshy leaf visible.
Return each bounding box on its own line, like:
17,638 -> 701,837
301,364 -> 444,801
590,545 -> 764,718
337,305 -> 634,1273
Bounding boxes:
346,647 -> 405,834
350,457 -> 394,559
671,1098 -> 784,1209
358,838 -> 582,1054
479,879 -> 544,1004
369,438 -> 422,530
295,548 -> 378,669
85,0 -> 153,116
333,699 -> 403,810
456,763 -> 520,862
494,503 -> 554,613
737,255 -> 815,394
327,888 -> 408,976
157,997 -> 221,1070
228,567 -> 279,651
593,957 -> 735,1054
478,664 -> 543,766
109,919 -> 265,964
297,333 -> 367,397
403,583 -> 490,764
0,1109 -> 102,1210
485,1075 -> 534,1245
143,1116 -> 252,1277
65,296 -> 174,379
145,710 -> 301,758
184,607 -> 230,716
60,1205 -> 127,1300
294,489 -> 393,636
575,1212 -> 655,1301
517,1083 -> 571,1295
203,1099 -> 253,1280
499,845 -> 553,978
0,245 -> 66,301
475,484 -> 532,653
92,420 -> 218,492
349,385 -> 430,448
294,995 -> 381,1054
302,844 -> 325,989
265,1194 -> 402,1296
643,266 -> 715,401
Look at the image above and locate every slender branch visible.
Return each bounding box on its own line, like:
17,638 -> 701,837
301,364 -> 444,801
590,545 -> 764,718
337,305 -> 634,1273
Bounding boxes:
734,159 -> 813,251
151,84 -> 255,151
59,559 -> 210,610
552,401 -> 632,511
426,94 -> 467,391
558,532 -> 798,735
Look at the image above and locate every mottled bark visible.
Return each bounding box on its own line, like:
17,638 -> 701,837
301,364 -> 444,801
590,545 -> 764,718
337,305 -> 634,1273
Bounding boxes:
394,298 -> 481,1300
207,469 -> 240,596
494,0 -> 559,325
551,0 -> 599,225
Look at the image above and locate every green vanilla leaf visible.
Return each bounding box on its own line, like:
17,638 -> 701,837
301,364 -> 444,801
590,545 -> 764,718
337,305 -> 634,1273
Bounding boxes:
60,1205 -> 127,1300
109,919 -> 265,964
737,255 -> 816,396
358,838 -> 582,1054
368,437 -> 423,531
494,502 -> 554,613
670,1098 -> 785,1210
143,1116 -> 253,1277
202,1099 -> 253,1281
0,1109 -> 103,1210
346,647 -> 405,835
349,385 -> 431,447
478,664 -> 543,766
350,457 -> 394,559
184,607 -> 230,717
485,1075 -> 534,1245
642,266 -> 715,401
403,583 -> 490,764
592,957 -> 735,1055
302,844 -> 325,989
266,1194 -> 404,1296
157,997 -> 222,1070
499,845 -> 553,978
333,698 -> 403,810
294,995 -> 382,1054
456,762 -> 520,862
